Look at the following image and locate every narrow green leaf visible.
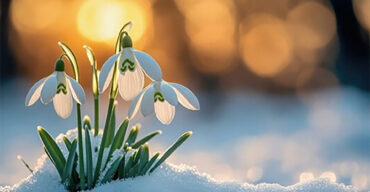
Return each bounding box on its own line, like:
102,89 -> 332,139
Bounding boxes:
61,137 -> 79,186
133,146 -> 142,165
44,147 -> 55,165
138,144 -> 149,172
150,131 -> 192,173
62,139 -> 77,183
127,163 -> 140,178
83,46 -> 100,137
94,98 -> 115,184
101,156 -> 122,184
63,136 -> 72,151
126,126 -> 140,146
38,126 -> 66,178
117,155 -> 126,179
124,152 -> 135,178
57,42 -> 79,81
106,119 -> 129,166
140,152 -> 160,175
131,131 -> 161,149
105,101 -> 117,147
84,120 -> 94,189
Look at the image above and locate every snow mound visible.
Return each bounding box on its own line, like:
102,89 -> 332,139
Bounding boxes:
0,156 -> 357,192
0,129 -> 357,192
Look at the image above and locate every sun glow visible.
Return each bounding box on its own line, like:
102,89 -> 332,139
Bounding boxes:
77,0 -> 150,44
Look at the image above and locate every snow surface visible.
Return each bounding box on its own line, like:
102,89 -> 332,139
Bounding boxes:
0,129 -> 357,192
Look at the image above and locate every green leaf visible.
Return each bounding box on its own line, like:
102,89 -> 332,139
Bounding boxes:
101,156 -> 122,184
83,45 -> 98,96
131,131 -> 161,149
126,126 -> 140,146
62,139 -> 77,183
61,137 -> 79,186
84,121 -> 94,189
38,126 -> 66,178
58,42 -> 79,82
124,152 -> 135,178
106,119 -> 129,165
117,155 -> 126,179
127,163 -> 139,178
63,136 -> 72,151
150,131 -> 192,173
105,101 -> 116,147
140,152 -> 160,175
44,147 -> 55,165
138,144 -> 149,172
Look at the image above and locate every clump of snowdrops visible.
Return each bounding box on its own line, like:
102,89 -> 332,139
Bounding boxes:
23,22 -> 199,191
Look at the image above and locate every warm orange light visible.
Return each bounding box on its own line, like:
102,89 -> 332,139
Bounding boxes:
10,0 -> 63,33
353,0 -> 370,32
177,0 -> 237,74
77,0 -> 150,44
287,1 -> 337,50
240,19 -> 293,77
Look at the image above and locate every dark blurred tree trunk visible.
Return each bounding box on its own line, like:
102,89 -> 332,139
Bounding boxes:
330,0 -> 370,91
0,0 -> 15,84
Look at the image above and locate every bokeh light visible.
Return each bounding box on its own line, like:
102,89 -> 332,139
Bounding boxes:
353,0 -> 370,32
287,1 -> 336,50
77,0 -> 151,44
177,0 -> 237,75
299,172 -> 315,182
320,171 -> 337,182
10,0 -> 63,34
246,167 -> 263,182
240,16 -> 293,77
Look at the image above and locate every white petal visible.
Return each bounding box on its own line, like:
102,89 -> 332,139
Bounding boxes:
128,90 -> 145,119
66,75 -> 86,104
140,86 -> 155,116
133,50 -> 162,81
154,100 -> 175,125
161,82 -> 178,106
117,66 -> 144,101
99,53 -> 119,93
53,88 -> 73,119
169,83 -> 200,110
25,77 -> 47,106
40,73 -> 57,104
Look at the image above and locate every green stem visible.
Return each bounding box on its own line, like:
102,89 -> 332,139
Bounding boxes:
76,104 -> 85,190
94,97 -> 99,136
92,21 -> 132,185
93,98 -> 115,184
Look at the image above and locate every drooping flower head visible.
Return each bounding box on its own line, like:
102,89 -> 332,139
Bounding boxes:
25,59 -> 85,118
99,32 -> 162,101
128,80 -> 200,124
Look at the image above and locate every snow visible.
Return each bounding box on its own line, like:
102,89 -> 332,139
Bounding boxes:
0,129 -> 356,192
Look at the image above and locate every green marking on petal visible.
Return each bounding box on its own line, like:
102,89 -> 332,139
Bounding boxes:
120,59 -> 135,72
57,83 -> 67,95
154,92 -> 165,102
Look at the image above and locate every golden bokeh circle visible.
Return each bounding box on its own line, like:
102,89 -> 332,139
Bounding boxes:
240,20 -> 293,77
287,1 -> 337,50
77,0 -> 151,44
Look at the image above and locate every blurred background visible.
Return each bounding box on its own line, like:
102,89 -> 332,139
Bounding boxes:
0,0 -> 369,191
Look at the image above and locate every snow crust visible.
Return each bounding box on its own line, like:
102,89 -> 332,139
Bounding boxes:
0,129 -> 356,192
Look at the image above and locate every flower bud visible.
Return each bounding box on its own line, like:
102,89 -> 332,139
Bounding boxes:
55,59 -> 65,72
121,33 -> 133,48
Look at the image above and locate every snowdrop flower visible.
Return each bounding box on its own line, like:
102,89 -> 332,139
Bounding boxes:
128,80 -> 200,124
99,32 -> 162,101
25,59 -> 85,118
